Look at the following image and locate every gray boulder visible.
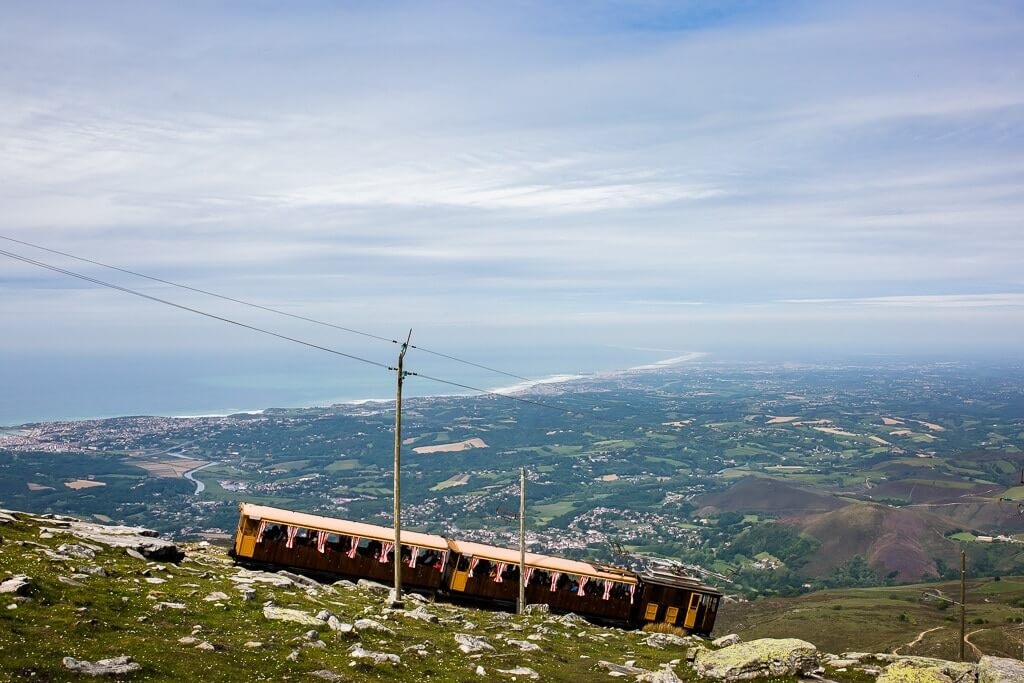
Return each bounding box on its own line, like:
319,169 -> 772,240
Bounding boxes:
455,633 -> 496,654
62,656 -> 142,676
977,656 -> 1024,683
644,632 -> 691,649
348,644 -> 401,666
713,634 -> 742,648
354,618 -> 396,635
694,637 -> 819,681
0,575 -> 31,595
262,605 -> 325,627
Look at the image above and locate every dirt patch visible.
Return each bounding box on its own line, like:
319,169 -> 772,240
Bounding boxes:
26,482 -> 54,491
767,416 -> 799,424
64,479 -> 106,490
130,458 -> 208,478
882,417 -> 905,426
413,438 -> 488,454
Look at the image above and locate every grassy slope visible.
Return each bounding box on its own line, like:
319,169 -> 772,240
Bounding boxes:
0,513 -> 699,682
716,578 -> 1024,660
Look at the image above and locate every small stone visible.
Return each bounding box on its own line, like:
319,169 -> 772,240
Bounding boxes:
286,650 -> 300,662
144,577 -> 166,584
58,576 -> 85,587
178,636 -> 198,645
203,591 -> 229,602
311,671 -> 343,681
476,665 -> 487,676
244,641 -> 263,649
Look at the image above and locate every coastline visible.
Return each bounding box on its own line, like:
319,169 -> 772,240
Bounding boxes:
1,351 -> 707,427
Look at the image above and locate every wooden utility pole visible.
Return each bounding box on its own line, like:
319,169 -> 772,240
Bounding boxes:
518,467 -> 527,614
391,330 -> 412,609
959,550 -> 966,662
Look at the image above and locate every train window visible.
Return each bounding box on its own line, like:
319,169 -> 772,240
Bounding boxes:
644,603 -> 659,621
457,556 -> 471,571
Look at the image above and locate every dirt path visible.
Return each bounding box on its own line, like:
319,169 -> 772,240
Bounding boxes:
893,626 -> 945,655
964,629 -> 985,658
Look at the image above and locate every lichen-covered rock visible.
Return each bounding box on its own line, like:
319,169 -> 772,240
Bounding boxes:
62,656 -> 142,676
877,661 -> 954,683
978,655 -> 1024,683
694,637 -> 819,681
637,666 -> 684,683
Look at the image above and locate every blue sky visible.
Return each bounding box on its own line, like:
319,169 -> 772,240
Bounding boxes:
1,1 -> 1023,364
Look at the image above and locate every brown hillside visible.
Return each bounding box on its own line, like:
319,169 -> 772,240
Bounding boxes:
697,476 -> 848,516
796,502 -> 958,580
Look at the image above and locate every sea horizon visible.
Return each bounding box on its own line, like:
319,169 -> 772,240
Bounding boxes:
0,346 -> 705,427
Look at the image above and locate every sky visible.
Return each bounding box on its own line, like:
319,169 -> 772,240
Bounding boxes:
2,0 -> 1023,371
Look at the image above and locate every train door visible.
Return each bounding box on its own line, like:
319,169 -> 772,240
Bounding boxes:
701,596 -> 719,634
450,556 -> 471,591
683,592 -> 701,629
237,517 -> 259,557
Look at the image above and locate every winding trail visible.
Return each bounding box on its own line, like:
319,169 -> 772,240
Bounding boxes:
964,629 -> 986,658
893,626 -> 944,655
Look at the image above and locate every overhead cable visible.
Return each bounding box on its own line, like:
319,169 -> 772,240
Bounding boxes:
0,234 -> 535,383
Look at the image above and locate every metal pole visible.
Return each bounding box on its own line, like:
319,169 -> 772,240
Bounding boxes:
959,550 -> 966,662
391,330 -> 412,608
519,467 -> 526,614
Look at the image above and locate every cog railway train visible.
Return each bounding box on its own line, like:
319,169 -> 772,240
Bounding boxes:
232,503 -> 722,636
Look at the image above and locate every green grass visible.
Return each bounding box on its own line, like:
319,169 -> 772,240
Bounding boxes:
0,512 -> 703,682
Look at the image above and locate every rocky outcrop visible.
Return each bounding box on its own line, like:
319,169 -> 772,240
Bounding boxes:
694,638 -> 819,681
978,655 -> 1024,683
40,519 -> 182,562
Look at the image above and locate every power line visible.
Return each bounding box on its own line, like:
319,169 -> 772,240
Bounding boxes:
0,234 -> 535,383
0,247 -> 395,371
0,246 -> 584,417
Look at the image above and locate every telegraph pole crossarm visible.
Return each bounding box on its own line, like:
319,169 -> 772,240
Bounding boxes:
391,329 -> 412,609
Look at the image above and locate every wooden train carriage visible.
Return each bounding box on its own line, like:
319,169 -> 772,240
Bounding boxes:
634,568 -> 721,637
445,539 -> 639,624
233,503 -> 450,591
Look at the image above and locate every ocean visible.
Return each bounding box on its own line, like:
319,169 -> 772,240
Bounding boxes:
0,344 -> 687,426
